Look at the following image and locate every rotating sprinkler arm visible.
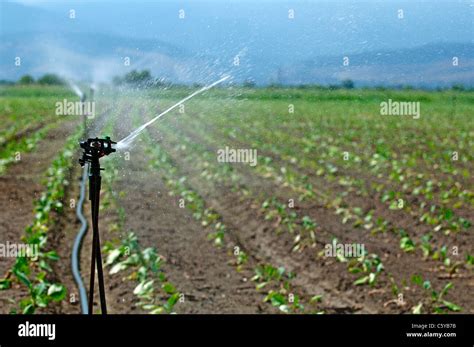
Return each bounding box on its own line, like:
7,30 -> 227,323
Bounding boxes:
79,136 -> 116,167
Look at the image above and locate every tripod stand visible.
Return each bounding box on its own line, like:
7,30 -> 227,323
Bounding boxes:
79,136 -> 116,314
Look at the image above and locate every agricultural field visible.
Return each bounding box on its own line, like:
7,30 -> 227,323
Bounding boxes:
0,84 -> 472,315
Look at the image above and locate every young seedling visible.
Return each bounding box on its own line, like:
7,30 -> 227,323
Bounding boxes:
411,275 -> 462,313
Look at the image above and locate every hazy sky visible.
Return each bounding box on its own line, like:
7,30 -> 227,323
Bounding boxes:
4,0 -> 472,56
1,0 -> 472,85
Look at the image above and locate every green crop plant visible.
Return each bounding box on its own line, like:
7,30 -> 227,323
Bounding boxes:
0,129 -> 82,313
411,275 -> 461,313
104,232 -> 180,314
348,253 -> 384,287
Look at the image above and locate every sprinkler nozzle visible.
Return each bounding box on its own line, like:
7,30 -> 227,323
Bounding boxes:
79,136 -> 116,167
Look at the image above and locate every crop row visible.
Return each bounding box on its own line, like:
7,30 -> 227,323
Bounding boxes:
139,124 -> 323,313
0,124 -> 56,175
98,105 -> 182,314
174,110 -> 472,271
192,108 -> 472,235
0,127 -> 82,313
153,109 -> 465,313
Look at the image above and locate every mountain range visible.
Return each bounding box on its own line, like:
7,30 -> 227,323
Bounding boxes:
1,0 -> 472,87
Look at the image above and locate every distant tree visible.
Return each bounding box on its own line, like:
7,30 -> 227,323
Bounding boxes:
243,79 -> 256,88
268,82 -> 282,89
297,84 -> 324,90
451,83 -> 465,91
18,75 -> 35,85
341,79 -> 354,89
112,76 -> 123,86
0,80 -> 15,86
123,70 -> 152,86
38,73 -> 64,85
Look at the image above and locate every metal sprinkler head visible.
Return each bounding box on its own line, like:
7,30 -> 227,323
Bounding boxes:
79,136 -> 116,167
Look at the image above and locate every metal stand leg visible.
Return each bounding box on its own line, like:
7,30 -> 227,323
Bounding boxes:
87,166 -> 107,314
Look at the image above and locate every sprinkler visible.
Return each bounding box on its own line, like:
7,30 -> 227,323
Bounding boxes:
90,86 -> 95,101
79,136 -> 116,314
79,92 -> 88,137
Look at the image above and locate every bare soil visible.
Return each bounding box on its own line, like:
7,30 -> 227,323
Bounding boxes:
0,121 -> 79,313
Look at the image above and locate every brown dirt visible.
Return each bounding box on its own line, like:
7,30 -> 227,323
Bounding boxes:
0,121 -> 79,313
2,99 -> 470,315
0,122 -> 47,149
156,116 -> 473,314
96,111 -> 277,314
152,126 -> 376,313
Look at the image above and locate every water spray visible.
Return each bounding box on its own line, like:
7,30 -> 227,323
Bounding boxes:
79,136 -> 117,314
68,81 -> 84,100
73,75 -> 228,314
116,75 -> 230,149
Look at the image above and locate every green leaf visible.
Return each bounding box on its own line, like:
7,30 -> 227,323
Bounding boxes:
137,266 -> 147,281
368,273 -> 377,285
149,306 -> 164,314
411,274 -> 422,286
39,260 -> 52,272
443,209 -> 453,221
354,275 -> 369,285
141,304 -> 157,311
133,280 -> 154,296
164,293 -> 180,313
47,284 -> 66,301
105,249 -> 122,265
43,251 -> 59,261
440,282 -> 453,298
162,282 -> 177,295
109,262 -> 128,274
267,292 -> 286,307
310,295 -> 322,304
0,278 -> 12,290
22,304 -> 35,314
35,294 -> 49,308
412,303 -> 423,314
33,282 -> 47,297
13,268 -> 31,288
400,237 -> 415,252
441,300 -> 461,312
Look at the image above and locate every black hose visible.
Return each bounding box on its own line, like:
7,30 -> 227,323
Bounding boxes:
72,165 -> 89,314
